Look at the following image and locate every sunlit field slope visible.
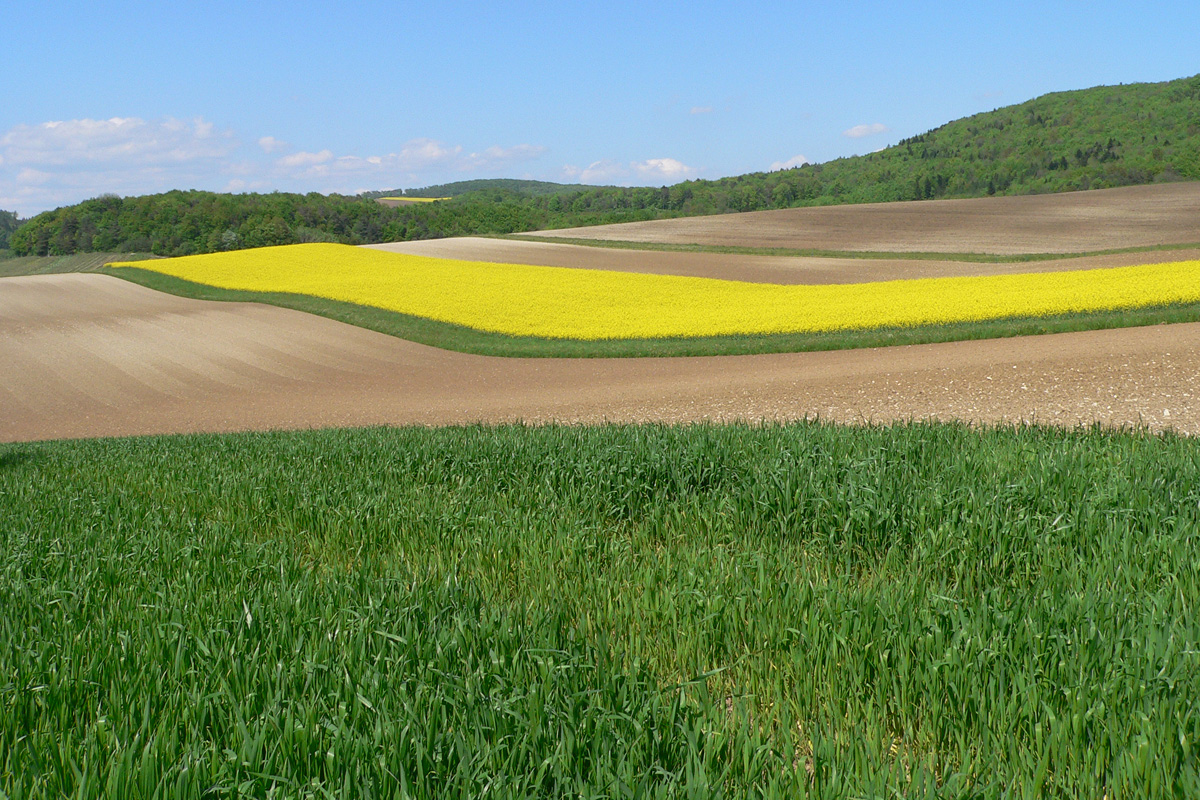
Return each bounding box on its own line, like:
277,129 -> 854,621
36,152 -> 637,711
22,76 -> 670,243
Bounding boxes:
113,243 -> 1200,341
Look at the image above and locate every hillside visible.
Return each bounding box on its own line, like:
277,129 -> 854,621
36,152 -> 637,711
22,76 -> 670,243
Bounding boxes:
781,73 -> 1200,204
407,73 -> 1200,214
6,74 -> 1199,258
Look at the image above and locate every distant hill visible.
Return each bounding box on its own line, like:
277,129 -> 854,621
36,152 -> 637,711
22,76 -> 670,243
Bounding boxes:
573,73 -> 1198,216
778,73 -> 1200,205
362,179 -> 605,199
396,74 -> 1200,213
7,74 -> 1199,257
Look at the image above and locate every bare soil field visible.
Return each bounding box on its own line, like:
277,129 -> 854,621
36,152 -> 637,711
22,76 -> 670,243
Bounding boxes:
4,273 -> 1198,443
367,237 -> 1200,285
528,182 -> 1200,255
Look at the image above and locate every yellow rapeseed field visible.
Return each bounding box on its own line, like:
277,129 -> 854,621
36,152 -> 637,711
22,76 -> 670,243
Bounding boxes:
377,197 -> 446,203
113,243 -> 1200,340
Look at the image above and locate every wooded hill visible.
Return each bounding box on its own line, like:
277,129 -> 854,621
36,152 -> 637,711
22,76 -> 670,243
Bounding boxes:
6,74 -> 1198,257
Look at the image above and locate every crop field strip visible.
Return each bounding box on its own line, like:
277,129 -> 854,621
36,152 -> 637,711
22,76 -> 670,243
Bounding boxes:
3,422 -> 1198,797
374,195 -> 450,208
527,182 -> 1200,255
105,262 -> 1200,361
4,272 -> 1200,443
109,244 -> 1200,342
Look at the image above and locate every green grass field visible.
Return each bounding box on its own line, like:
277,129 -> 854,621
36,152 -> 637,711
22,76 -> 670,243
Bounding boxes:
3,421 -> 1198,797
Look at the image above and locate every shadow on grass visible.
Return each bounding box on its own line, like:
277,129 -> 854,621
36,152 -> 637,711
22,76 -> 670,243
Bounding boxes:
0,449 -> 39,470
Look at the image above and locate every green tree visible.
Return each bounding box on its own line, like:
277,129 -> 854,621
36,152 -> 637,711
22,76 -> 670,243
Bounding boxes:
0,210 -> 20,251
1176,143 -> 1200,180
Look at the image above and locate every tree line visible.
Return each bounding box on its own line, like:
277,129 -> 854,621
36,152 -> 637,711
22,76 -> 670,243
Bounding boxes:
2,189 -> 677,258
5,74 -> 1198,258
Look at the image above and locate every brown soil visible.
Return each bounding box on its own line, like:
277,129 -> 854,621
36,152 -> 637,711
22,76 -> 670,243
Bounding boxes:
528,182 -> 1200,256
366,238 -> 1200,285
4,273 -> 1198,443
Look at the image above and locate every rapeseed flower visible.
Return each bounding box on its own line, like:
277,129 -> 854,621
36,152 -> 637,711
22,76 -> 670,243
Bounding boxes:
113,243 -> 1200,340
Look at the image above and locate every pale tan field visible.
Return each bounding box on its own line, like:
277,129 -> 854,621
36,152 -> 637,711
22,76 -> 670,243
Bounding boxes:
527,182 -> 1200,256
4,273 -> 1199,442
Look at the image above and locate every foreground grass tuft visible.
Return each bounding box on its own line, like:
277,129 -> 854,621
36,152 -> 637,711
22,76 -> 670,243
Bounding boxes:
2,422 -> 1199,797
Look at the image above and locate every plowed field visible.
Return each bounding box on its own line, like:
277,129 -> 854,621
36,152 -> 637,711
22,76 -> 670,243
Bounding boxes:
7,185 -> 1200,441
4,273 -> 1198,442
527,182 -> 1200,255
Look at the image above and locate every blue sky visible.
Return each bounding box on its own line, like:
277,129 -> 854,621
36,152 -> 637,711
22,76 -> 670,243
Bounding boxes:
2,0 -> 1198,216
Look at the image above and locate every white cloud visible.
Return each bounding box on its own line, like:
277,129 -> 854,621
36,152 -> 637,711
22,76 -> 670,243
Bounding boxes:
0,117 -> 236,166
633,158 -> 696,180
265,140 -> 550,192
459,143 -> 548,172
769,154 -> 809,171
843,122 -> 889,139
258,136 -> 289,154
0,116 -> 550,216
276,149 -> 333,168
564,157 -> 697,185
394,138 -> 463,170
690,106 -> 713,115
16,168 -> 52,185
576,160 -> 628,183
271,140 -> 463,180
0,117 -> 242,214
